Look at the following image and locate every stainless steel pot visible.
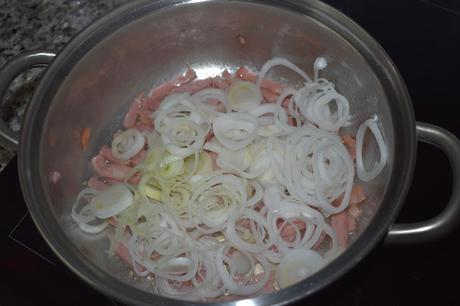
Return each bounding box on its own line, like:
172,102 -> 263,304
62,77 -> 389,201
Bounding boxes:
1,0 -> 460,305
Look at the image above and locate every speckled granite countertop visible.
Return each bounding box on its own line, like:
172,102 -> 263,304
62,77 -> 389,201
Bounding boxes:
0,0 -> 130,170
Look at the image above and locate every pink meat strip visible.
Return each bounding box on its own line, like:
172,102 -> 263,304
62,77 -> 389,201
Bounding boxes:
262,88 -> 279,103
170,78 -> 213,95
123,93 -> 145,129
133,125 -> 154,133
278,219 -> 307,242
91,154 -> 138,182
123,93 -> 154,130
130,149 -> 147,167
138,108 -> 154,127
114,239 -> 131,266
88,175 -> 110,191
99,144 -> 146,168
330,185 -> 367,248
341,134 -> 356,161
99,145 -> 130,166
205,130 -> 215,142
143,68 -> 197,110
330,212 -> 348,248
236,66 -> 286,95
106,222 -> 150,275
212,70 -> 233,89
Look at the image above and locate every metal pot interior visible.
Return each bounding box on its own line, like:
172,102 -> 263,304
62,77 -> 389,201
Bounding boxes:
32,0 -> 401,303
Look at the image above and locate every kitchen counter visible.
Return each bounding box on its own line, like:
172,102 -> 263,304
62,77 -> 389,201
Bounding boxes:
0,0 -> 129,169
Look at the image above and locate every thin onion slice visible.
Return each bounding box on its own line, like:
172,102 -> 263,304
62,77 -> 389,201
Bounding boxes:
225,209 -> 273,253
78,218 -> 108,234
213,113 -> 258,151
277,250 -> 325,288
216,245 -> 271,295
188,173 -> 248,230
112,128 -> 145,160
90,184 -> 134,218
256,58 -> 312,89
355,116 -> 388,181
227,81 -> 263,112
71,188 -> 97,224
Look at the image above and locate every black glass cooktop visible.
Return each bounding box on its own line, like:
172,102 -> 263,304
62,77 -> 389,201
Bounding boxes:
2,0 -> 460,305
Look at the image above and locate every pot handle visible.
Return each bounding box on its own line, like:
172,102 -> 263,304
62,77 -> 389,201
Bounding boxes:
0,51 -> 56,151
386,122 -> 460,244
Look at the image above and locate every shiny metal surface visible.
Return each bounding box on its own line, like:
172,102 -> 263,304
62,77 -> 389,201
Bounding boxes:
386,122 -> 460,244
15,0 -> 425,305
0,51 -> 56,151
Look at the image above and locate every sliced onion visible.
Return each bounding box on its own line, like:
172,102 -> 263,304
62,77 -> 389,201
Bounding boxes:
247,180 -> 263,207
112,128 -> 145,160
278,250 -> 325,288
78,218 -> 108,234
267,199 -> 324,253
75,56 -> 390,301
296,90 -> 350,132
256,58 -> 312,89
156,255 -> 198,282
192,253 -> 225,298
313,139 -> 355,214
322,223 -> 339,261
249,104 -> 283,137
192,88 -> 229,121
356,116 -> 388,181
192,88 -> 228,108
71,188 -> 97,224
216,147 -> 253,172
90,184 -> 134,218
216,245 -> 271,295
156,275 -> 198,299
225,209 -> 272,253
154,94 -> 208,158
249,103 -> 277,117
127,234 -> 150,277
185,151 -> 214,183
313,57 -> 328,80
273,88 -> 298,134
188,173 -> 248,230
283,125 -> 354,214
229,250 -> 254,275
213,113 -> 258,151
227,81 -> 263,112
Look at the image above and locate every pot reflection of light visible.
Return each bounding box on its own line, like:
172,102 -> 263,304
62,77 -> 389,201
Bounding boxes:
236,300 -> 256,306
191,64 -> 228,79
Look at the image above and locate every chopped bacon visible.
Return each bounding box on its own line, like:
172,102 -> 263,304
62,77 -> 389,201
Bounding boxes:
236,66 -> 286,95
123,93 -> 145,129
330,185 -> 367,247
277,219 -> 307,242
342,134 -> 356,160
143,68 -> 197,110
99,145 -> 129,166
262,88 -> 279,103
170,78 -> 213,95
331,212 -> 348,248
88,175 -> 109,191
212,70 -> 233,89
91,154 -> 137,181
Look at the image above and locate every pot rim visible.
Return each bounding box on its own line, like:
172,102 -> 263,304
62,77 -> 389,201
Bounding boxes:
18,0 -> 416,305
